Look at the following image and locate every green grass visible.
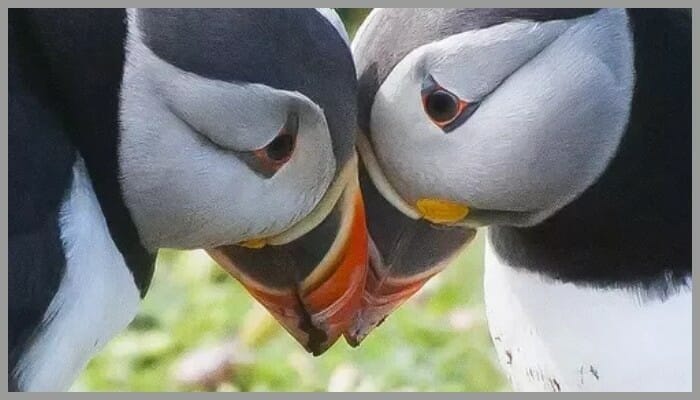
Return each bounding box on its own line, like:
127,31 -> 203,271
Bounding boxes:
73,234 -> 508,391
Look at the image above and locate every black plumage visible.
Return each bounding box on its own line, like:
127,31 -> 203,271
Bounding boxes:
8,9 -> 156,390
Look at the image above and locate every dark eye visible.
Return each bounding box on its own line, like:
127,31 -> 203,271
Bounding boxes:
253,113 -> 298,174
421,75 -> 479,132
424,89 -> 460,123
265,133 -> 295,162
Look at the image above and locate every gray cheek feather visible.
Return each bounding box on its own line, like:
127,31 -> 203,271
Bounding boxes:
353,8 -> 599,135
369,9 -> 634,226
366,18 -> 573,206
155,74 -> 293,153
118,15 -> 335,250
423,19 -> 571,103
119,71 -> 334,250
462,9 -> 635,224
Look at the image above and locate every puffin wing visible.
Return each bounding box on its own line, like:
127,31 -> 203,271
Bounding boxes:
8,9 -> 77,390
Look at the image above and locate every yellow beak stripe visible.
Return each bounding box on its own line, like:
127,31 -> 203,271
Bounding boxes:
239,238 -> 267,249
416,198 -> 470,224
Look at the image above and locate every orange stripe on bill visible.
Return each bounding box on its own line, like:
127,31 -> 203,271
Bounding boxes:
344,164 -> 476,347
207,178 -> 368,355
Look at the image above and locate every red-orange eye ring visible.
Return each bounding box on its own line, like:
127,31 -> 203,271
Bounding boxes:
421,75 -> 479,133
252,113 -> 298,175
422,89 -> 469,128
253,133 -> 295,171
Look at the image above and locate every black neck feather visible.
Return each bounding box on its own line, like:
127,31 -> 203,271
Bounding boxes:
490,9 -> 691,291
26,9 -> 156,296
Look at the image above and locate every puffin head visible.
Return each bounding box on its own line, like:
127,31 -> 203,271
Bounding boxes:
347,8 -> 635,344
118,8 -> 367,355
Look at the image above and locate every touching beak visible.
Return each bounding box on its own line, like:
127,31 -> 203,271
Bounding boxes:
344,142 -> 476,347
207,159 -> 369,355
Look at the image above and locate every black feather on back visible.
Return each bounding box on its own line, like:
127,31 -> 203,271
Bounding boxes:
21,9 -> 156,298
8,9 -> 158,389
8,9 -> 75,389
138,8 -> 358,167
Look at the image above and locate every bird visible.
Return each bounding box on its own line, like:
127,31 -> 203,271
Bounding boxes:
346,8 -> 691,391
9,8 -> 369,392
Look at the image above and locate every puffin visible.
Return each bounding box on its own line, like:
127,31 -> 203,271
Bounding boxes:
9,8 -> 368,391
346,8 -> 691,391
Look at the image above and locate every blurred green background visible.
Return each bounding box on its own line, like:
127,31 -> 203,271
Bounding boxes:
72,9 -> 508,392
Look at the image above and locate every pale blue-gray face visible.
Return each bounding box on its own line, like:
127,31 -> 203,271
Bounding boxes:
121,8 -> 360,250
347,8 -> 635,345
119,9 -> 368,356
355,7 -> 635,230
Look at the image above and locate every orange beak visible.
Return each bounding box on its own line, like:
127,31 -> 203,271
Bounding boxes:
207,180 -> 368,355
344,163 -> 475,347
344,238 -> 441,347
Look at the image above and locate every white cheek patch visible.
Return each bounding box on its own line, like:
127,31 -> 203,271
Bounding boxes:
461,8 -> 634,217
367,16 -> 573,204
155,73 -> 297,153
369,9 -> 634,219
425,18 -> 572,101
120,11 -> 336,249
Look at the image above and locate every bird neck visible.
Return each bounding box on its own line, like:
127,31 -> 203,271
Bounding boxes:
29,9 -> 156,296
489,9 -> 691,293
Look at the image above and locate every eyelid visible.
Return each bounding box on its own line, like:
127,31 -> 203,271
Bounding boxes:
243,112 -> 299,178
171,103 -> 299,179
253,112 -> 299,152
422,90 -> 469,129
421,74 -> 480,133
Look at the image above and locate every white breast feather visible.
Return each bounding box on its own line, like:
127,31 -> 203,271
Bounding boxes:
15,157 -> 141,391
483,231 -> 691,392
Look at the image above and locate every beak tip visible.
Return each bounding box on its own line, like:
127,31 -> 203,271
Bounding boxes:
303,334 -> 337,356
343,311 -> 388,347
343,331 -> 364,348
209,174 -> 370,358
311,348 -> 327,357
